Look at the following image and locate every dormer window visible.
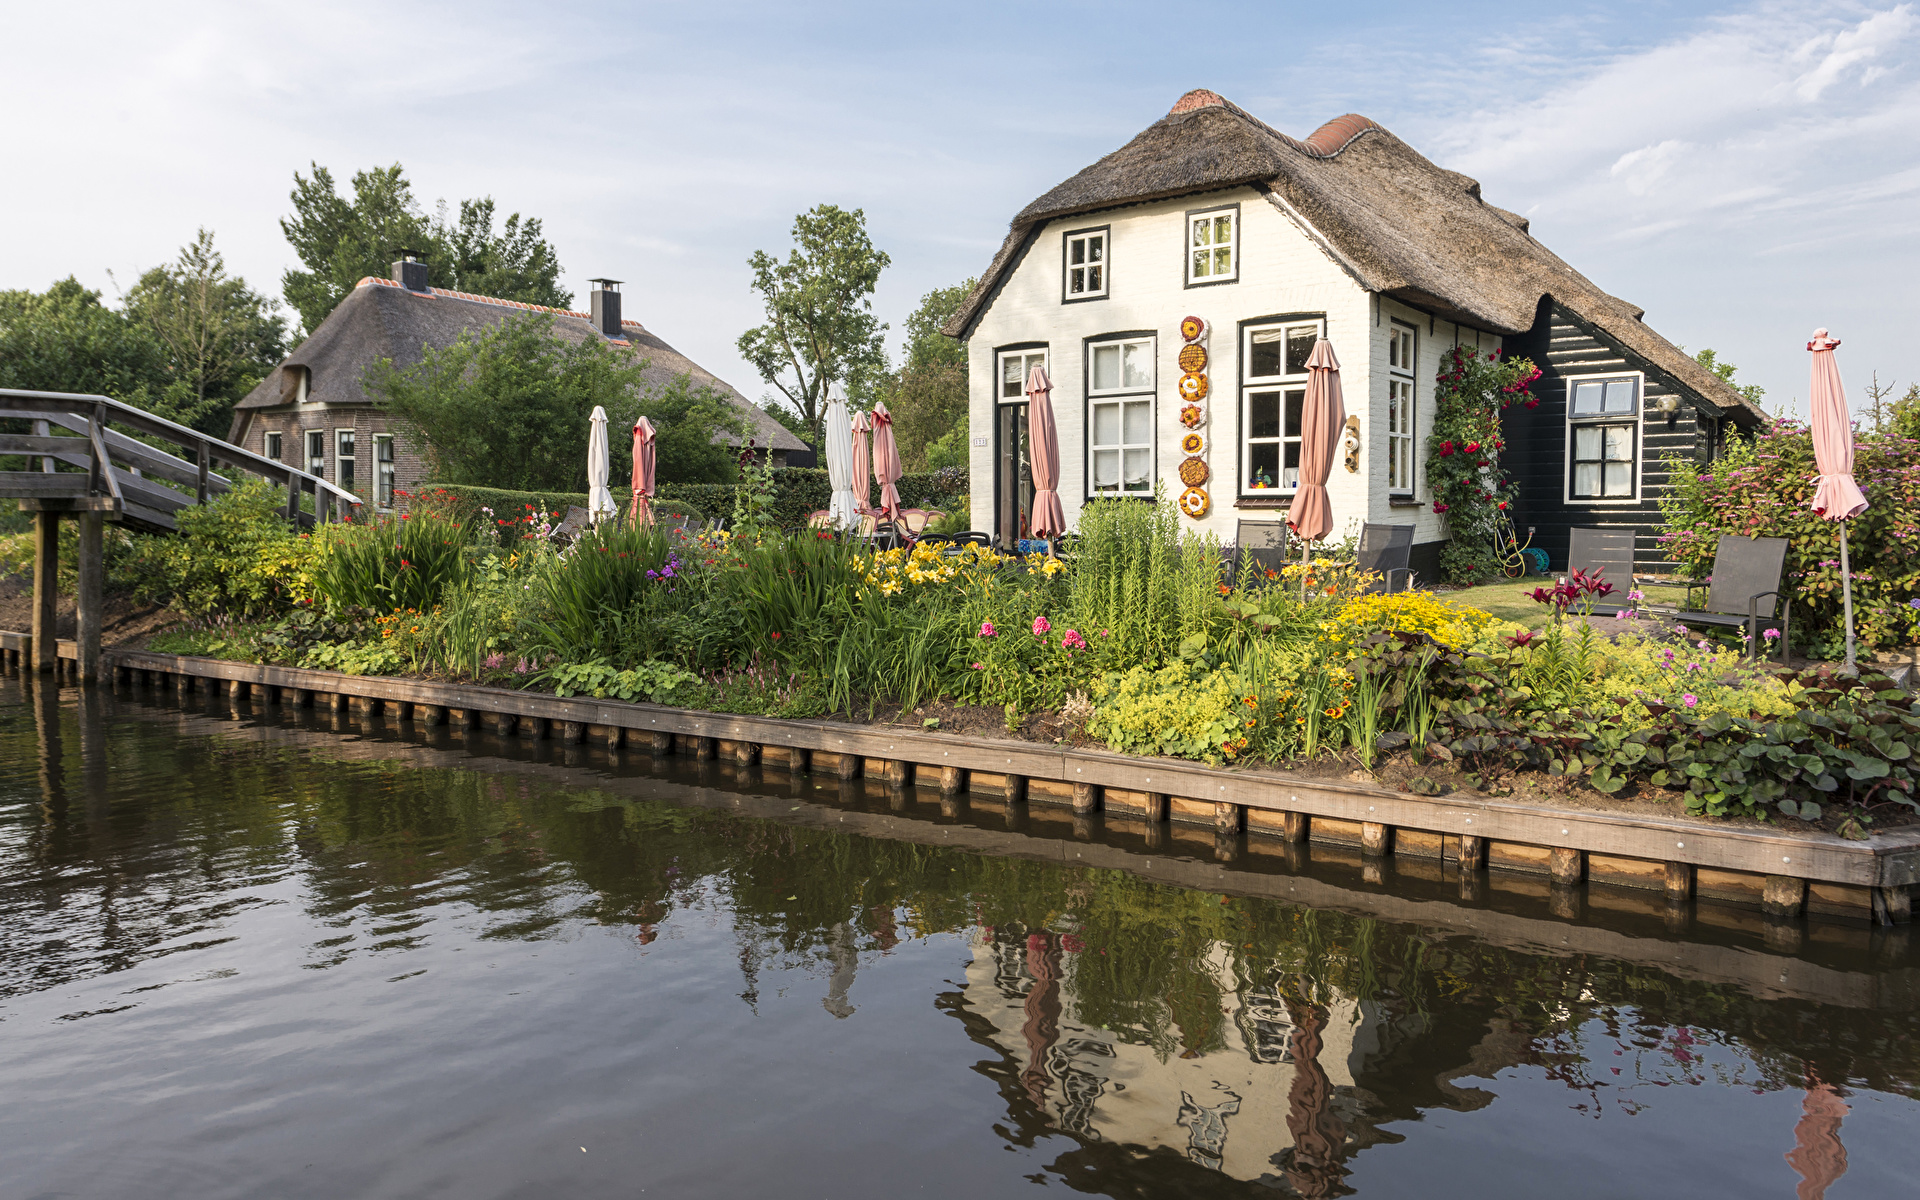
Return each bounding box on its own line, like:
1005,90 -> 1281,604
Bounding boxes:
1063,228 -> 1108,301
1186,205 -> 1239,286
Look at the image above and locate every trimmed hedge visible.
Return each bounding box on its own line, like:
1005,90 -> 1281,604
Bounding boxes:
660,466 -> 966,530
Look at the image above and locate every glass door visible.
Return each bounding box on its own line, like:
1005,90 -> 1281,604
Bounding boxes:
997,403 -> 1032,549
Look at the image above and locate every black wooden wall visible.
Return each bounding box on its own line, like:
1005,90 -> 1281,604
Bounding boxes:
1499,299 -> 1713,573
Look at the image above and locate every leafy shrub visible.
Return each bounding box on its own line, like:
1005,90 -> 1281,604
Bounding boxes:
1427,345 -> 1540,584
549,659 -> 696,702
122,479 -> 314,618
1089,663 -> 1250,764
532,522 -> 680,662
1659,418 -> 1920,654
310,511 -> 469,613
409,482 -> 703,539
1320,592 -> 1501,655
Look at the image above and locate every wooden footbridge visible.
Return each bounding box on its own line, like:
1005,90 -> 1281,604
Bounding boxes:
0,387 -> 361,682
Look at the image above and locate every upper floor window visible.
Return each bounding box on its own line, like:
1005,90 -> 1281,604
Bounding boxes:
1566,375 -> 1641,501
1087,336 -> 1154,496
999,348 -> 1048,403
1240,319 -> 1323,493
1063,228 -> 1108,301
305,429 -> 326,478
1387,323 -> 1416,495
264,431 -> 283,463
1186,205 -> 1239,286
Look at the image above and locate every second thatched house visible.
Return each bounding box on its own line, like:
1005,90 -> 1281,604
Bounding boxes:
229,258 -> 805,509
945,89 -> 1765,575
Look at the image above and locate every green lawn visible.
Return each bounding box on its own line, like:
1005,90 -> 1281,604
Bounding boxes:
1430,579 -> 1555,627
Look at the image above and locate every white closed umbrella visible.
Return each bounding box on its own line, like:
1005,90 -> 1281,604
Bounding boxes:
586,405 -> 616,525
824,384 -> 859,530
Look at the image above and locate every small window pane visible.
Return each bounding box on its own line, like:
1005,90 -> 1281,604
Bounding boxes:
1002,356 -> 1024,398
1213,216 -> 1232,244
1283,442 -> 1300,489
1123,448 -> 1150,489
1574,426 -> 1600,459
1284,389 -> 1304,437
1069,268 -> 1085,295
1604,463 -> 1632,496
1192,218 -> 1212,247
1286,329 -> 1316,375
1121,342 -> 1152,390
1092,346 -> 1119,391
1603,426 -> 1633,461
1122,400 -> 1150,443
1087,236 -> 1103,262
1070,239 -> 1086,266
1605,380 -> 1637,413
1249,331 -> 1283,379
1093,402 -> 1119,445
1192,249 -> 1211,278
1092,448 -> 1119,488
1570,383 -> 1603,415
1086,265 -> 1101,292
1249,443 -> 1279,488
1213,247 -> 1231,274
1574,463 -> 1600,496
1249,391 -> 1280,440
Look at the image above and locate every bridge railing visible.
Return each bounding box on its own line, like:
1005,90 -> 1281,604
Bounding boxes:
0,387 -> 362,532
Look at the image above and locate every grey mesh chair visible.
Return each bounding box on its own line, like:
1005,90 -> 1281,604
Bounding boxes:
1651,534 -> 1791,661
1563,527 -> 1637,616
1233,520 -> 1290,587
1357,523 -> 1415,593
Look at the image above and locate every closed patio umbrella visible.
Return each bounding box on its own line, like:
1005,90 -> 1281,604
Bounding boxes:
824,385 -> 859,530
587,405 -> 617,526
1024,365 -> 1066,547
1286,338 -> 1345,590
1808,328 -> 1867,671
628,416 -> 656,527
851,410 -> 873,519
871,401 -> 904,523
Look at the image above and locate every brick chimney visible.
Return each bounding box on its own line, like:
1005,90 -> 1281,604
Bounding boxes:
391,249 -> 430,292
589,278 -> 623,337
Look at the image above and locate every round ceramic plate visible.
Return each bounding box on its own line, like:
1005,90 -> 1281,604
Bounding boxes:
1177,343 -> 1208,373
1178,486 -> 1210,518
1179,430 -> 1207,455
1178,456 -> 1210,487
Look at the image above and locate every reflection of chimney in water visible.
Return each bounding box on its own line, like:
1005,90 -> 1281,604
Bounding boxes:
823,922 -> 858,1019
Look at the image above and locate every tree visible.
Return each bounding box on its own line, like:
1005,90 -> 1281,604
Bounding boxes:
124,229 -> 287,434
280,163 -> 569,335
876,279 -> 975,469
367,313 -> 742,491
1692,349 -> 1765,406
758,398 -> 816,452
736,205 -> 890,444
1891,382 -> 1920,441
901,278 -> 974,372
0,277 -> 171,400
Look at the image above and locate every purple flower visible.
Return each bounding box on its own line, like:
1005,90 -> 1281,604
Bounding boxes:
1764,628 -> 1781,639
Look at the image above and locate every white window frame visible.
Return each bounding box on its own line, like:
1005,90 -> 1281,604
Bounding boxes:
335,428 -> 357,498
264,430 -> 283,463
374,433 -> 396,510
1239,318 -> 1325,496
1563,371 -> 1644,504
1085,335 -> 1155,497
1387,322 -> 1416,495
1185,204 -> 1240,287
305,429 -> 326,479
997,348 -> 1048,405
1062,226 -> 1109,303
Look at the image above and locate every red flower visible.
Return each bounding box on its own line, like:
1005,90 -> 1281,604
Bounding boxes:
1524,399 -> 1540,409
770,631 -> 782,640
1465,441 -> 1481,453
1433,502 -> 1450,513
1497,501 -> 1509,510
1439,440 -> 1456,456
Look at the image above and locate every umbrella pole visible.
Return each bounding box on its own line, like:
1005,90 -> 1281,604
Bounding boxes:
1839,521 -> 1857,672
1300,541 -> 1312,600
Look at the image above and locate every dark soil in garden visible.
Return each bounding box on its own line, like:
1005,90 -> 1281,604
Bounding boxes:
0,575 -> 180,647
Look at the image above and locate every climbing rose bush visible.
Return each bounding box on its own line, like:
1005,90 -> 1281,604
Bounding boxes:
1426,346 -> 1541,585
1658,418 -> 1920,654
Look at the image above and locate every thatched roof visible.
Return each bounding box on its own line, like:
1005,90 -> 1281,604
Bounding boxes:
233,277 -> 805,451
945,89 -> 1762,421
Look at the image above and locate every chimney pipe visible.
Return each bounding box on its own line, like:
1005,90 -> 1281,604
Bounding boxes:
391,249 -> 430,292
589,278 -> 623,337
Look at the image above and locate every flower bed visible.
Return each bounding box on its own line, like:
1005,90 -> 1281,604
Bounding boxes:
128,482 -> 1918,838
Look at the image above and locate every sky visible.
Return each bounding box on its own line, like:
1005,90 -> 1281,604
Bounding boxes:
3,0 -> 1917,418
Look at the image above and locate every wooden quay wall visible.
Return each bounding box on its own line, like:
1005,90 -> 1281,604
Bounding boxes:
5,632 -> 1915,929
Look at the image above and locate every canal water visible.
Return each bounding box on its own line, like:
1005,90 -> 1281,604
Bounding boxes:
3,679 -> 1918,1199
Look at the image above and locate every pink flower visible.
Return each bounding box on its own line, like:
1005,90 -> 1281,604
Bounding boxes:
1763,628 -> 1780,640
1682,693 -> 1699,708
1032,616 -> 1051,636
978,621 -> 996,638
971,662 -> 985,670
1062,629 -> 1087,650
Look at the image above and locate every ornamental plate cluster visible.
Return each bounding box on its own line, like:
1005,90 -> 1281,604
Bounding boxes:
1177,314 -> 1211,519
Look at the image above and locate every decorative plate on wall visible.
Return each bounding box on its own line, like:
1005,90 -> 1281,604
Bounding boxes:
1179,403 -> 1205,429
1178,487 -> 1210,518
1178,456 -> 1210,487
1179,430 -> 1206,455
1177,343 -> 1208,374
1178,373 -> 1209,401
1179,315 -> 1207,343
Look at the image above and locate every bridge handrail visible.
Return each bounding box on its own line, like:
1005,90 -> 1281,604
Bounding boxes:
0,387 -> 362,509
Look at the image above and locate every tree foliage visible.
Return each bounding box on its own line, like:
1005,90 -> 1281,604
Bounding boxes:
367,314 -> 742,492
124,228 -> 288,430
280,163 -> 569,334
874,279 -> 975,470
901,278 -> 973,373
1691,348 -> 1765,406
736,204 -> 890,443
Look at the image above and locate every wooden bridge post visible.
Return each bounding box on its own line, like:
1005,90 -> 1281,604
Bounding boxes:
30,511 -> 58,673
75,512 -> 104,682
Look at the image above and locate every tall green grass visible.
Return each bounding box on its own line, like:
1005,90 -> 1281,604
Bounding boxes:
311,512 -> 469,613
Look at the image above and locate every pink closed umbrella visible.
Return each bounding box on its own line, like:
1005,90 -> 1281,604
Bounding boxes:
628,416 -> 656,526
1024,365 -> 1066,545
870,401 -> 904,522
850,410 -> 872,516
1286,338 -> 1345,590
1807,328 -> 1866,670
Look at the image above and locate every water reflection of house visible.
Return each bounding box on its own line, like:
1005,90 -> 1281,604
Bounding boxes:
962,927 -> 1416,1189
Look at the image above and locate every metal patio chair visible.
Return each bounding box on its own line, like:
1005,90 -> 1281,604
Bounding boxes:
1641,534 -> 1791,661
1233,520 -> 1290,588
1357,523 -> 1415,593
1563,526 -> 1637,616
